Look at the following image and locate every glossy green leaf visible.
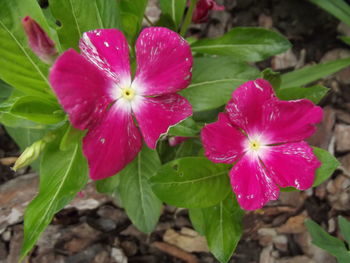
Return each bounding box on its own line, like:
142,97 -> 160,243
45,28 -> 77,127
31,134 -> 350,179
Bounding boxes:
202,195 -> 243,263
0,79 -> 12,103
95,174 -> 121,194
188,208 -> 206,235
120,0 -> 148,43
21,140 -> 88,258
180,57 -> 259,112
190,27 -> 291,62
306,219 -> 350,263
119,146 -> 162,233
309,0 -> 350,27
261,68 -> 281,91
59,124 -> 85,151
168,117 -> 202,137
339,216 -> 350,247
159,0 -> 186,29
0,0 -> 54,99
277,85 -> 329,104
313,147 -> 339,187
150,157 -> 231,208
280,58 -> 350,89
10,96 -> 64,124
49,0 -> 122,50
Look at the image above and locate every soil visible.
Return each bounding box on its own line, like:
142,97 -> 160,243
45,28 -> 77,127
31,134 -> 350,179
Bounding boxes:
1,0 -> 350,262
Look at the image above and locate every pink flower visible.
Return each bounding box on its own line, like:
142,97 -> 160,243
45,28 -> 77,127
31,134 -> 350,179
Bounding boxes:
22,16 -> 57,64
50,28 -> 193,180
192,0 -> 225,23
201,79 -> 323,210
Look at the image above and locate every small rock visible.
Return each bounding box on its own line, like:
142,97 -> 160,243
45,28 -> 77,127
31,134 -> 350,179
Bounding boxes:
278,191 -> 307,208
66,244 -> 104,263
7,225 -> 24,263
335,124 -> 350,152
273,235 -> 288,252
1,229 -> 11,241
110,248 -> 127,263
272,49 -> 298,70
163,228 -> 209,253
120,240 -> 138,257
328,218 -> 336,233
336,109 -> 350,124
36,225 -> 62,253
0,240 -> 7,260
257,228 -> 277,246
259,244 -> 275,263
89,218 -> 116,232
275,255 -> 314,263
258,14 -> 273,29
92,250 -> 110,263
277,214 -> 307,234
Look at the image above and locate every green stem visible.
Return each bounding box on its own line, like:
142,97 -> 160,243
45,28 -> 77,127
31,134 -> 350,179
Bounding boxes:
144,15 -> 154,26
180,0 -> 197,37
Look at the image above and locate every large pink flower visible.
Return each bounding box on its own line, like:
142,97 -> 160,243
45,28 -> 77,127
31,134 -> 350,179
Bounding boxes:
201,79 -> 323,210
50,28 -> 193,180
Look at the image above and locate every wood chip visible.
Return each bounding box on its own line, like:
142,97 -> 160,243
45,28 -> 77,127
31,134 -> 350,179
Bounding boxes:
152,242 -> 198,263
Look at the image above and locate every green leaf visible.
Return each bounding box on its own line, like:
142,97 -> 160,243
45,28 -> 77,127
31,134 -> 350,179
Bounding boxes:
119,145 -> 162,233
167,117 -> 202,137
10,96 -> 64,124
120,0 -> 148,43
306,219 -> 350,263
0,79 -> 12,103
261,68 -> 281,91
0,0 -> 54,99
202,195 -> 243,263
277,85 -> 329,104
339,216 -> 350,247
309,0 -> 350,27
59,124 -> 85,151
180,56 -> 259,112
21,140 -> 88,258
159,0 -> 186,29
5,126 -> 49,151
280,58 -> 350,89
340,36 -> 350,46
95,174 -> 121,194
150,157 -> 231,208
188,208 -> 206,235
313,147 -> 339,187
190,27 -> 291,62
49,0 -> 122,51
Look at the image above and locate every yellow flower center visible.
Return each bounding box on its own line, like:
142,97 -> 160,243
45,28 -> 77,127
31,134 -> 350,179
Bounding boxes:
122,88 -> 135,100
249,140 -> 261,151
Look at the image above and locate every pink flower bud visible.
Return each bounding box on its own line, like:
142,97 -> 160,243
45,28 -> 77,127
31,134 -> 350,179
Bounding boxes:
192,0 -> 225,23
169,136 -> 189,147
22,16 -> 57,64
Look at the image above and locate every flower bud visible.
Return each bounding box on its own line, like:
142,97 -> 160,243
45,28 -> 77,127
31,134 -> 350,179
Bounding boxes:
192,0 -> 225,23
168,136 -> 189,147
13,140 -> 45,171
22,16 -> 57,64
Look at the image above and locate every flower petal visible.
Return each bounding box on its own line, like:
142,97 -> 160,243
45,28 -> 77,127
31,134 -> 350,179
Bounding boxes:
226,79 -> 275,135
261,99 -> 323,144
201,113 -> 246,164
260,141 -> 320,190
49,49 -> 113,130
134,94 -> 192,149
133,27 -> 192,96
79,29 -> 131,86
83,103 -> 142,180
230,154 -> 279,210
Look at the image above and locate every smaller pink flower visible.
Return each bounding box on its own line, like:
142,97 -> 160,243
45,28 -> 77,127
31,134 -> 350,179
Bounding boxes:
191,0 -> 225,23
22,16 -> 57,64
201,79 -> 323,210
50,27 -> 193,180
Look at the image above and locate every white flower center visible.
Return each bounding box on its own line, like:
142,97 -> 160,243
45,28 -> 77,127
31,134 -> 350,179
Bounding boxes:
245,134 -> 268,160
249,139 -> 261,151
121,87 -> 136,101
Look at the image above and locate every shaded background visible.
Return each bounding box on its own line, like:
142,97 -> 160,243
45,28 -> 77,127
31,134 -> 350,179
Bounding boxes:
1,0 -> 350,262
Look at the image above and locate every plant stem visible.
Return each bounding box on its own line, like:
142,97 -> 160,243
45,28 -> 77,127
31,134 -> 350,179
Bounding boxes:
144,15 -> 154,26
180,0 -> 197,37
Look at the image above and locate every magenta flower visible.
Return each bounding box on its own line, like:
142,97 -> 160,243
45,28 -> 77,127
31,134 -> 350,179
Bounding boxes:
49,28 -> 193,180
201,79 -> 323,210
22,16 -> 57,64
191,0 -> 225,23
